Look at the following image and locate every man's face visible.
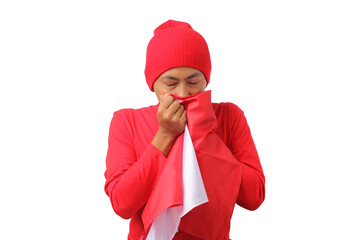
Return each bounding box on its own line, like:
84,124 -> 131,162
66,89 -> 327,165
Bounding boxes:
153,67 -> 207,101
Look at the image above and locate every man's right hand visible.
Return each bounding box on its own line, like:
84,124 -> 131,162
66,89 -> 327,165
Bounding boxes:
151,95 -> 187,157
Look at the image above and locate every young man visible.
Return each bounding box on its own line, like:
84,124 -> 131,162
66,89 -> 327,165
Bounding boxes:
104,20 -> 265,240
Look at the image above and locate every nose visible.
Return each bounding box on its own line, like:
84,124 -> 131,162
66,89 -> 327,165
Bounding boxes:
176,83 -> 190,97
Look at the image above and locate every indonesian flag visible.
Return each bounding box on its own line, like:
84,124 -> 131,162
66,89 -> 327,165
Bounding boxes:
146,124 -> 208,240
142,91 -> 242,240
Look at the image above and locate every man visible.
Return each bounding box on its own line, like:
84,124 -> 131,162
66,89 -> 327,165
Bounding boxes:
104,19 -> 265,240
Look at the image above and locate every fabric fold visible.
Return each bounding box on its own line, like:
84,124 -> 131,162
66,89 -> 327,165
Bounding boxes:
145,125 -> 208,240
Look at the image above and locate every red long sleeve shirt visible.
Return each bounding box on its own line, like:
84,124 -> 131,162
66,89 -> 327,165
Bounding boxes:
104,101 -> 265,239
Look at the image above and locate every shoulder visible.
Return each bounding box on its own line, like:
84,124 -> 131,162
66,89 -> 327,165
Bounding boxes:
110,105 -> 158,136
108,105 -> 157,139
211,102 -> 246,132
212,102 -> 244,120
113,105 -> 157,121
211,102 -> 247,147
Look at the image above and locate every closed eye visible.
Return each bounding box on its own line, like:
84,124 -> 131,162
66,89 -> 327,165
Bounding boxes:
188,81 -> 200,85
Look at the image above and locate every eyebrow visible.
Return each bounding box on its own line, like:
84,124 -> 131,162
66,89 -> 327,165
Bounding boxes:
163,72 -> 202,81
186,72 -> 201,80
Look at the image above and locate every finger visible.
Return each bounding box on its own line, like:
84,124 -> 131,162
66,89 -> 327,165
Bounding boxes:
159,95 -> 174,110
167,100 -> 182,115
159,93 -> 171,102
180,109 -> 187,124
172,104 -> 185,118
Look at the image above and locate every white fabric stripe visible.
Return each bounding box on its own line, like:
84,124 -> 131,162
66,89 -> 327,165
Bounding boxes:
146,125 -> 208,240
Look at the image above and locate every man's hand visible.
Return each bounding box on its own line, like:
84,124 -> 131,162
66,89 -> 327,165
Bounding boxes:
151,95 -> 186,157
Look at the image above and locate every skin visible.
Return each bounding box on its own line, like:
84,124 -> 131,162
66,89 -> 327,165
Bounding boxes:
151,67 -> 207,157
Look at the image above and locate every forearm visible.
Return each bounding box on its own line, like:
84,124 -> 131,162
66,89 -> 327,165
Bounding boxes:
237,164 -> 265,210
105,144 -> 167,219
226,103 -> 265,210
151,130 -> 177,157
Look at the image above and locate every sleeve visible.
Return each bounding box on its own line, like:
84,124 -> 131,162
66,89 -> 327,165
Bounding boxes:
104,110 -> 167,219
228,103 -> 265,211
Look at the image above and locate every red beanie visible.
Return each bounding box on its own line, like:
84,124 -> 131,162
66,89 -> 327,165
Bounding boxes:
145,20 -> 211,91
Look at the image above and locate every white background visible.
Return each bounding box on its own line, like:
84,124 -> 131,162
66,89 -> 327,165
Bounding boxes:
1,0 -> 359,239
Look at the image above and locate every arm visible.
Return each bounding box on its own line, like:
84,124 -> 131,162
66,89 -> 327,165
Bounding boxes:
228,103 -> 265,211
104,96 -> 186,219
104,110 -> 167,219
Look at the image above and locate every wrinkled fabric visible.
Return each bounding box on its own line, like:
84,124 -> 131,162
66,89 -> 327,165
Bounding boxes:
142,91 -> 242,239
146,125 -> 208,240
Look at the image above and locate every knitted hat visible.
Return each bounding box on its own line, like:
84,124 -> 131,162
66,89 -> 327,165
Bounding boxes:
145,20 -> 211,91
